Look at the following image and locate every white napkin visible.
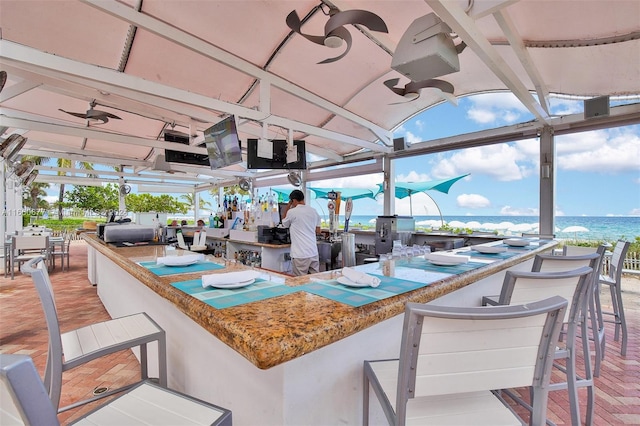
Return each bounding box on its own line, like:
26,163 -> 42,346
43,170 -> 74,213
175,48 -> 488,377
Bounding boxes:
424,252 -> 470,264
157,253 -> 203,266
202,270 -> 261,288
177,232 -> 187,249
341,267 -> 381,288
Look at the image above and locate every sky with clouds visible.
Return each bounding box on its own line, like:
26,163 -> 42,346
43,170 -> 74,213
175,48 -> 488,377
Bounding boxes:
306,93 -> 640,218
41,93 -> 640,219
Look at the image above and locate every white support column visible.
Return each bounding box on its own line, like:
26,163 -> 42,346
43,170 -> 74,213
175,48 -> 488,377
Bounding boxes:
539,126 -> 556,236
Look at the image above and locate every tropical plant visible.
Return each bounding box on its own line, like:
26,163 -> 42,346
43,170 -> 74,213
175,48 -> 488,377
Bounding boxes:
22,181 -> 50,210
125,193 -> 188,214
55,158 -> 96,220
180,193 -> 212,211
65,183 -> 119,215
21,155 -> 98,220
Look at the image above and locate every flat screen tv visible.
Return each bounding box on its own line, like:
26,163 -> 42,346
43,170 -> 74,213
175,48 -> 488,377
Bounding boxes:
164,130 -> 209,166
246,138 -> 307,170
203,115 -> 242,169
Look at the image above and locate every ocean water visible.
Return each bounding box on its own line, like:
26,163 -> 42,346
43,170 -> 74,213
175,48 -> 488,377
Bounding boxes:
342,215 -> 639,241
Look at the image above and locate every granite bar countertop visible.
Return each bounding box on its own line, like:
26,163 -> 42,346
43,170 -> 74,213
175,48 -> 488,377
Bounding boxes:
84,235 -> 555,369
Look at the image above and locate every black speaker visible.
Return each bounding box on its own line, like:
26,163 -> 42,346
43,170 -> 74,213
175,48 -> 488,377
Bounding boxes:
393,137 -> 407,151
584,96 -> 610,119
164,130 -> 209,166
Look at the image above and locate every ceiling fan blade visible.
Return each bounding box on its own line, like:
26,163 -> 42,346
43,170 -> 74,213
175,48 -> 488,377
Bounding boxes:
0,70 -> 7,93
325,10 -> 388,35
286,10 -> 326,45
383,78 -> 406,96
318,27 -> 352,64
59,109 -> 89,120
406,79 -> 454,95
87,109 -> 122,120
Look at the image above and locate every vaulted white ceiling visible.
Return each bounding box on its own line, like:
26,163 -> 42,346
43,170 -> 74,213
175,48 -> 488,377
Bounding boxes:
1,0 -> 639,189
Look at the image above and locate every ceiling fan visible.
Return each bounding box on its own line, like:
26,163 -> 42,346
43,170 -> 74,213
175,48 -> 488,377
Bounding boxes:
384,78 -> 456,105
11,160 -> 35,180
119,184 -> 132,196
238,178 -> 251,192
0,134 -> 28,163
287,171 -> 302,187
59,100 -> 122,124
286,7 -> 388,64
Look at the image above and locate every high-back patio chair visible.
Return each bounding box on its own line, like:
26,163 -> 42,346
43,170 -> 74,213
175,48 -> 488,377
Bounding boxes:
363,296 -> 567,426
0,354 -> 232,425
20,256 -> 168,413
599,240 -> 631,356
482,266 -> 594,426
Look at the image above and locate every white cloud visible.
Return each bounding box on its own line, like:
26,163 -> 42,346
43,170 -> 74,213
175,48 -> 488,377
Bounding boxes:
432,144 -> 529,181
466,93 -> 529,126
414,119 -> 425,131
457,193 -> 490,209
549,98 -> 583,116
499,205 -> 539,216
556,127 -> 640,173
396,171 -> 430,182
629,208 -> 640,216
404,130 -> 422,145
313,173 -> 382,190
466,108 -> 496,124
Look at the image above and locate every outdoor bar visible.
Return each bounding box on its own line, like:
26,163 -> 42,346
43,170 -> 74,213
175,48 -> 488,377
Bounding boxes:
84,234 -> 556,425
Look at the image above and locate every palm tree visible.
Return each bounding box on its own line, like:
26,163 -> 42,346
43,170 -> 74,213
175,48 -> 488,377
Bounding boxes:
180,193 -> 212,212
22,182 -> 50,210
56,158 -> 94,220
19,155 -> 50,210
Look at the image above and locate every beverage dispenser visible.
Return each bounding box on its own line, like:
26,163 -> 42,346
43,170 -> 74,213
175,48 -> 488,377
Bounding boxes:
374,215 -> 415,255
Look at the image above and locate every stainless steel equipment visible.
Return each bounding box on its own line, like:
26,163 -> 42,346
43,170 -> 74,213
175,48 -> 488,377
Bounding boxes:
317,240 -> 341,270
341,233 -> 356,267
374,216 -> 415,255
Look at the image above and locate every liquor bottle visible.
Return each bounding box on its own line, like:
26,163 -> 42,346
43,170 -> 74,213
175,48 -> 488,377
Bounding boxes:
209,213 -> 215,228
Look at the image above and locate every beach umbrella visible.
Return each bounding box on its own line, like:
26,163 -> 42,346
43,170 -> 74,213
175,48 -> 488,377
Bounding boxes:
375,174 -> 469,217
561,225 -> 589,240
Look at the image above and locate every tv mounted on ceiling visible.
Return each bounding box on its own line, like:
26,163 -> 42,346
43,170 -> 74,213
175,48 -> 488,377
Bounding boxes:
246,138 -> 307,170
203,115 -> 242,169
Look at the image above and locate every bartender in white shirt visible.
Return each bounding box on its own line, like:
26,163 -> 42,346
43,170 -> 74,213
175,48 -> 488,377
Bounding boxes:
281,189 -> 321,275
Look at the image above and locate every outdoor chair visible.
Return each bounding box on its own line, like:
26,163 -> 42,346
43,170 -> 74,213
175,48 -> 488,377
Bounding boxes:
600,240 -> 631,356
482,266 -> 594,426
0,354 -> 232,426
363,296 -> 568,426
10,234 -> 50,279
20,256 -> 168,413
50,233 -> 71,272
544,246 -> 607,377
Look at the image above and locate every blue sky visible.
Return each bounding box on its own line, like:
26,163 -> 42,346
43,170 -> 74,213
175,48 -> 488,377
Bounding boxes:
298,93 -> 640,218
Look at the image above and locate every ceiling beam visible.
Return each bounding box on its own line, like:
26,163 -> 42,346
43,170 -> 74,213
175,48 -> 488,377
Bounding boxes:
493,9 -> 551,114
0,115 -> 208,155
426,0 -> 550,124
79,0 -> 393,146
1,40 -> 389,154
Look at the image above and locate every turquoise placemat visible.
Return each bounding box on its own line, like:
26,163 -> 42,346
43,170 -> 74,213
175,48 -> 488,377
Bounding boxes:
465,250 -> 520,260
394,257 -> 487,274
171,278 -> 301,309
139,260 -> 224,276
299,274 -> 430,307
